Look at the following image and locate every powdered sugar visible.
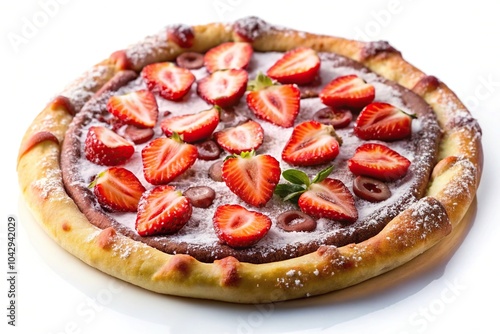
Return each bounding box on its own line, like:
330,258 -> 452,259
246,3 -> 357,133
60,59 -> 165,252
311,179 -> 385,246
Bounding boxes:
68,51 -> 439,261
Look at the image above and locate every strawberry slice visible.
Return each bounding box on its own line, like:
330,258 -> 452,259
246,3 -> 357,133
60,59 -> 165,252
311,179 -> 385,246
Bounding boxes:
298,178 -> 358,223
197,69 -> 248,108
267,47 -> 320,85
354,102 -> 415,141
160,106 -> 220,143
213,204 -> 271,248
106,90 -> 158,128
89,167 -> 146,212
204,42 -> 253,73
348,143 -> 411,181
213,120 -> 264,154
319,74 -> 375,110
84,126 -> 134,166
141,133 -> 198,185
142,62 -> 195,101
136,185 -> 192,236
222,151 -> 281,207
246,73 -> 300,128
282,121 -> 341,166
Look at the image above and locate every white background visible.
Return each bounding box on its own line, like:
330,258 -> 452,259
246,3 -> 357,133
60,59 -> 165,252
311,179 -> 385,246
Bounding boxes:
2,0 -> 500,333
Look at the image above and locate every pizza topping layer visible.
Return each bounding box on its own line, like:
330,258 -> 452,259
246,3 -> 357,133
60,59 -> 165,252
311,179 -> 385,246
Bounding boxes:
61,49 -> 442,264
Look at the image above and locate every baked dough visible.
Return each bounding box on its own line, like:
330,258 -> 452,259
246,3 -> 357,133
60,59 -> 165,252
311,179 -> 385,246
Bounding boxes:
17,17 -> 482,303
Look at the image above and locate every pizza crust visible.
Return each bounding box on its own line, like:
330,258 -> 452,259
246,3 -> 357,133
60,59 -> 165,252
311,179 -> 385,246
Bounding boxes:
17,17 -> 482,303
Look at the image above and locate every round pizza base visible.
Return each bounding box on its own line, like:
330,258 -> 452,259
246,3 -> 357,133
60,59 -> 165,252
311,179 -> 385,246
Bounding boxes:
17,17 -> 482,303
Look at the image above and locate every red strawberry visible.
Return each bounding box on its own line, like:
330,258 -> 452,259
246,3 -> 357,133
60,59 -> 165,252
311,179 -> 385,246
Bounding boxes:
246,73 -> 300,128
354,102 -> 415,141
319,74 -> 375,110
141,134 -> 198,185
267,47 -> 320,85
106,90 -> 158,128
136,185 -> 192,236
298,178 -> 358,223
85,126 -> 134,166
348,143 -> 411,181
204,42 -> 253,73
197,69 -> 248,108
160,106 -> 220,143
89,167 -> 146,212
142,62 -> 195,101
213,120 -> 264,154
222,151 -> 281,207
282,121 -> 341,166
213,204 -> 271,248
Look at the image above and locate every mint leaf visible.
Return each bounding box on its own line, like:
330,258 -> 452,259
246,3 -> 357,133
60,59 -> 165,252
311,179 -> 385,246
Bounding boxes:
311,165 -> 335,184
282,169 -> 310,186
283,190 -> 306,203
274,183 -> 305,198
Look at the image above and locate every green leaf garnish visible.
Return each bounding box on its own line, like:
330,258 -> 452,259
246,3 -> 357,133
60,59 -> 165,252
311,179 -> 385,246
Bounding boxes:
311,165 -> 335,184
247,72 -> 275,91
274,165 -> 335,204
282,169 -> 310,186
274,183 -> 306,198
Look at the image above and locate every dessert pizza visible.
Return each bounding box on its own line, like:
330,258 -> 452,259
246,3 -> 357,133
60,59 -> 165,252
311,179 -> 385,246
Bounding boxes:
17,17 -> 482,303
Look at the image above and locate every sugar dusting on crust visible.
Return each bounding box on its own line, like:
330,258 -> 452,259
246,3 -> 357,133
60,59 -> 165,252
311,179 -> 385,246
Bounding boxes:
62,65 -> 115,112
31,147 -> 70,203
389,198 -> 449,247
125,28 -> 170,68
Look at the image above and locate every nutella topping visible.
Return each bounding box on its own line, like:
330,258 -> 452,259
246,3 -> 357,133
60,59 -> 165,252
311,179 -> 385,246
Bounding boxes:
61,51 -> 441,264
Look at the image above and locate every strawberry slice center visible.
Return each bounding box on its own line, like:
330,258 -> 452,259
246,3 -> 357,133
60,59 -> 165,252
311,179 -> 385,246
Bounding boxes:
99,128 -> 132,148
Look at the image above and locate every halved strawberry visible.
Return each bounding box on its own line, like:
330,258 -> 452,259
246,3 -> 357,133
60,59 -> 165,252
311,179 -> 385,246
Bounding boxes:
354,102 -> 415,141
213,204 -> 271,248
222,151 -> 281,207
89,167 -> 146,212
85,126 -> 134,166
142,62 -> 195,101
246,73 -> 300,128
348,143 -> 411,181
204,42 -> 253,73
213,120 -> 264,154
267,47 -> 320,85
274,167 -> 357,223
282,121 -> 341,166
197,69 -> 248,108
319,74 -> 375,110
106,90 -> 158,128
160,106 -> 220,143
141,133 -> 198,185
136,185 -> 192,236
298,178 -> 358,223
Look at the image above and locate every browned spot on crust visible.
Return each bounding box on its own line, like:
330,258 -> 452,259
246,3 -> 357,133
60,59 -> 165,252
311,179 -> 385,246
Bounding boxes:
167,24 -> 195,48
215,256 -> 240,287
233,16 -> 269,42
98,227 -> 117,250
109,50 -> 132,71
360,41 -> 401,61
432,156 -> 459,179
19,131 -> 59,158
61,221 -> 71,232
51,95 -> 76,116
412,75 -> 440,96
166,254 -> 194,276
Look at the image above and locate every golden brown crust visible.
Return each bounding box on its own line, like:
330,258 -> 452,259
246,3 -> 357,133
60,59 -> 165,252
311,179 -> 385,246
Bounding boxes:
17,17 -> 482,303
